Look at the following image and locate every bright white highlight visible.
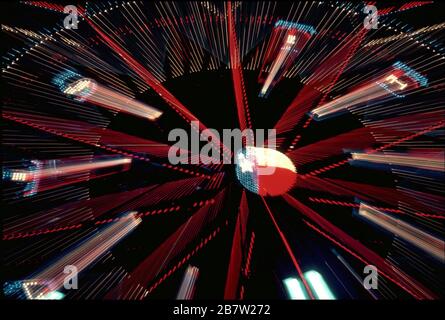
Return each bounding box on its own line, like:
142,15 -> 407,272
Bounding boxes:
304,270 -> 336,300
283,277 -> 308,300
283,271 -> 336,300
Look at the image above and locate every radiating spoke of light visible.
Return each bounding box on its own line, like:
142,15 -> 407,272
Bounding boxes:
357,203 -> 445,262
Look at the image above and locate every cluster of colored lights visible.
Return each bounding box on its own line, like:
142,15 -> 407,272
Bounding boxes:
274,20 -> 317,35
376,81 -> 406,98
364,22 -> 445,49
22,279 -> 65,300
235,148 -> 259,194
2,24 -> 45,40
6,280 -> 65,300
3,170 -> 28,182
3,160 -> 41,197
52,69 -> 82,93
356,203 -> 444,262
23,160 -> 41,197
63,78 -> 97,101
3,281 -> 24,298
280,35 -> 299,53
374,73 -> 411,98
393,61 -> 428,87
22,280 -> 47,299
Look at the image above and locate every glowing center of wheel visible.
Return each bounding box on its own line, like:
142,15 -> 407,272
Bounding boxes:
235,147 -> 297,196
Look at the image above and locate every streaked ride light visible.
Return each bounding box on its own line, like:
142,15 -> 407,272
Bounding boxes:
54,71 -> 163,121
357,203 -> 444,262
38,290 -> 65,300
63,78 -> 97,100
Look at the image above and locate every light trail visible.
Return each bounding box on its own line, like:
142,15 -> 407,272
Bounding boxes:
357,203 -> 445,262
310,62 -> 428,120
3,156 -> 132,196
304,120 -> 444,177
351,152 -> 444,172
224,191 -> 249,299
22,212 -> 141,299
176,265 -> 199,300
259,20 -> 315,98
227,0 -> 252,131
283,193 -> 437,299
62,77 -> 162,120
7,157 -> 131,182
